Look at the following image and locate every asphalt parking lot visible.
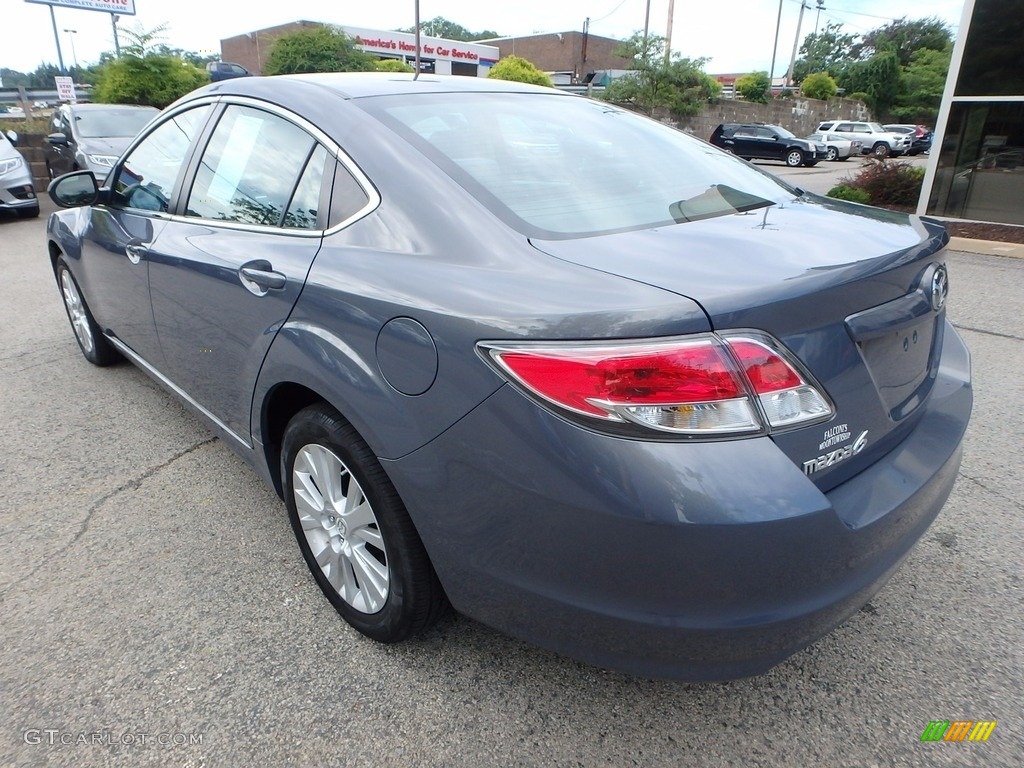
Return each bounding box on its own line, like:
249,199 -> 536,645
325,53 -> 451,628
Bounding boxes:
1,194 -> 1021,767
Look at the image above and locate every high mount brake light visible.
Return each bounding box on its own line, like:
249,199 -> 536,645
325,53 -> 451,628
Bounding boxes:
482,334 -> 833,436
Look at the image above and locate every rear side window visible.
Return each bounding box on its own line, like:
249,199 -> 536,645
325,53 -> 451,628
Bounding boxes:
185,105 -> 317,227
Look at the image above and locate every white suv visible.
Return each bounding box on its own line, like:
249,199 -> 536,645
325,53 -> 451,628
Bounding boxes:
816,121 -> 912,158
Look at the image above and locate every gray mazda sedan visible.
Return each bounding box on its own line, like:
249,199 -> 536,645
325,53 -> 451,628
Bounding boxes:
45,74 -> 972,680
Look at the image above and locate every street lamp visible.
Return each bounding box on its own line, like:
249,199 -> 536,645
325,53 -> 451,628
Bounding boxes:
63,28 -> 78,69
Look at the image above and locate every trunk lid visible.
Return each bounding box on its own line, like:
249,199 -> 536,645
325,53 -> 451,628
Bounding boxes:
529,195 -> 950,491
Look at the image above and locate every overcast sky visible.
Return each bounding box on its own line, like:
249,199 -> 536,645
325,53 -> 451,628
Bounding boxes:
3,0 -> 966,77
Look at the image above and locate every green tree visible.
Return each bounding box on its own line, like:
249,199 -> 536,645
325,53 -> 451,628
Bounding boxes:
793,22 -> 858,82
119,22 -> 170,58
602,34 -> 720,118
889,46 -> 951,124
399,16 -> 500,42
375,59 -> 414,73
488,55 -> 552,87
264,26 -> 377,75
843,50 -> 902,119
801,71 -> 838,100
94,55 -> 208,107
851,16 -> 952,66
735,71 -> 771,103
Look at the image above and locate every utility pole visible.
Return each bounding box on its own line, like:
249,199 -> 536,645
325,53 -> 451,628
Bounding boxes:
665,0 -> 675,65
814,0 -> 825,36
111,14 -> 121,58
769,0 -> 783,87
785,0 -> 808,87
49,5 -> 66,74
643,0 -> 651,47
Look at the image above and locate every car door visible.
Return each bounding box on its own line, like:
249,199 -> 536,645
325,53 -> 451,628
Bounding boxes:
146,103 -> 331,442
76,103 -> 214,365
729,126 -> 758,158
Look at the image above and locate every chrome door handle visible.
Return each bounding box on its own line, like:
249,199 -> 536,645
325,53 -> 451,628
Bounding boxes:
125,242 -> 148,264
239,265 -> 286,295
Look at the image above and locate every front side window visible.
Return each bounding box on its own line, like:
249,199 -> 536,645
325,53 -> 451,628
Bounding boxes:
111,105 -> 211,213
185,105 -> 316,227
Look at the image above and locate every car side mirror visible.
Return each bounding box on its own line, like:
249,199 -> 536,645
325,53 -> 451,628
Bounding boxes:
47,132 -> 70,146
48,170 -> 100,208
5,129 -> 18,147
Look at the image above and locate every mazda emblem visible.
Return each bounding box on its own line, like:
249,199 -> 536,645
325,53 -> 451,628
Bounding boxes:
930,265 -> 948,311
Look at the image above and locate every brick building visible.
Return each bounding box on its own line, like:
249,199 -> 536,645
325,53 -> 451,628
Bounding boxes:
221,22 -> 499,77
478,31 -> 631,83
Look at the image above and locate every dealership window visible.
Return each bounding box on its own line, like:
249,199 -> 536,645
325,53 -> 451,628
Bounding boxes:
927,102 -> 1024,225
451,62 -> 477,77
954,0 -> 1024,97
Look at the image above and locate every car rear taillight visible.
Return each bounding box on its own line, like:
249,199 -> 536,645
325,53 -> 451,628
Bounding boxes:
481,333 -> 833,437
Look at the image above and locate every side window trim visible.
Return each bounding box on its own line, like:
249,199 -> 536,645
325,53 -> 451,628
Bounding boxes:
159,95 -> 380,236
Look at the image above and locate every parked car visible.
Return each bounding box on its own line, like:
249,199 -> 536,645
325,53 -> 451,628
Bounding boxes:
45,74 -> 972,680
817,120 -> 911,158
207,61 -> 252,81
44,103 -> 159,180
710,122 -> 824,166
805,131 -> 862,161
0,129 -> 39,218
883,124 -> 933,156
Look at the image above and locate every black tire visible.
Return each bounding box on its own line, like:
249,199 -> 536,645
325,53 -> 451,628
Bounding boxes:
837,155 -> 850,161
282,404 -> 447,643
872,142 -> 890,158
16,204 -> 40,218
55,257 -> 121,366
825,147 -> 839,162
785,149 -> 805,167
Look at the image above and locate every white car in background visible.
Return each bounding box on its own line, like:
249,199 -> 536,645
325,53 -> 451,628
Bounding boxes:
805,132 -> 862,162
816,121 -> 911,158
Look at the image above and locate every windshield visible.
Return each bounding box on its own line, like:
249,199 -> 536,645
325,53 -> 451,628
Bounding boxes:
74,108 -> 158,139
772,126 -> 796,139
868,122 -> 887,132
364,93 -> 796,238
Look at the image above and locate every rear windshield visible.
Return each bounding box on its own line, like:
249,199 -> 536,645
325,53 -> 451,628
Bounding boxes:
74,108 -> 157,138
363,93 -> 796,238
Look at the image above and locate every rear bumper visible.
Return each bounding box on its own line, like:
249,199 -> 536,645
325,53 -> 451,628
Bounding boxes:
385,324 -> 971,680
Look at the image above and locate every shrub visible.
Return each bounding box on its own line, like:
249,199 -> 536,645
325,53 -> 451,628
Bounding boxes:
826,185 -> 871,204
846,91 -> 870,103
735,71 -> 771,103
94,55 -> 208,108
264,26 -> 377,75
376,59 -> 414,73
843,159 -> 925,207
801,72 -> 838,101
488,56 -> 552,87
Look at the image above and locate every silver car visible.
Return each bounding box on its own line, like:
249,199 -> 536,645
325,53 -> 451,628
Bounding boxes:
44,103 -> 159,180
0,130 -> 39,218
806,132 -> 862,162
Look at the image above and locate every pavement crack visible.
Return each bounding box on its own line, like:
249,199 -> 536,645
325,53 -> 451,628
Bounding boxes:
957,471 -> 1024,513
951,323 -> 1024,342
0,437 -> 218,599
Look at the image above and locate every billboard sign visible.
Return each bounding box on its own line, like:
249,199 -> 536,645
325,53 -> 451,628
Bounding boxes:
25,0 -> 136,16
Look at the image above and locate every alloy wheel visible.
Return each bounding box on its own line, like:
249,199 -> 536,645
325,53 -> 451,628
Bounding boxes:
60,269 -> 94,355
292,443 -> 390,614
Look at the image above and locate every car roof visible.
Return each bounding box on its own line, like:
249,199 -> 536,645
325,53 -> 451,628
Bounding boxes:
190,72 -> 571,102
